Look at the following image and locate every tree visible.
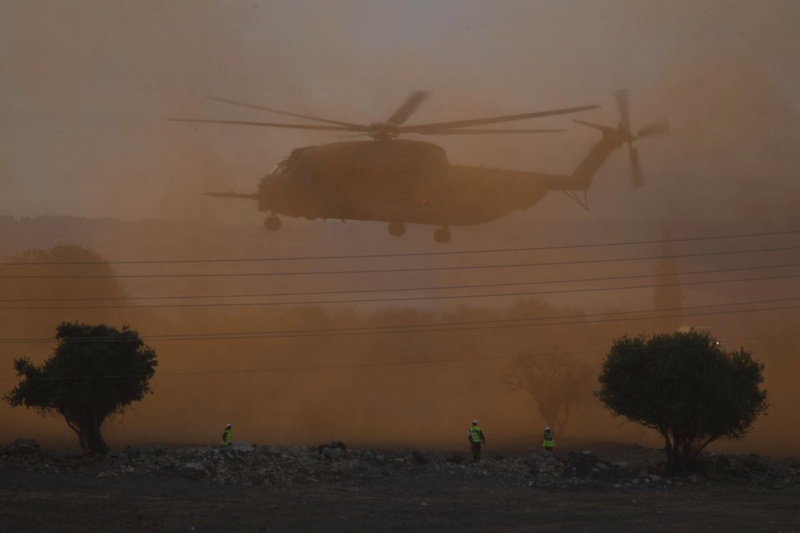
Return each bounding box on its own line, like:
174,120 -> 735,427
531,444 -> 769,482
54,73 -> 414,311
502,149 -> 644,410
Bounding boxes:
502,349 -> 595,437
2,244 -> 128,302
596,331 -> 767,471
0,245 -> 129,339
5,322 -> 158,454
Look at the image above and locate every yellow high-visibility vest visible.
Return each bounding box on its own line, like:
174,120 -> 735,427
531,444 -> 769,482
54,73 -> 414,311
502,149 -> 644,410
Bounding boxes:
469,426 -> 483,443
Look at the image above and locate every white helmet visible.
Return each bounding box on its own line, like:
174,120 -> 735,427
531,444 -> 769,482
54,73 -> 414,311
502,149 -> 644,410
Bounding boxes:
472,419 -> 479,424
545,426 -> 551,431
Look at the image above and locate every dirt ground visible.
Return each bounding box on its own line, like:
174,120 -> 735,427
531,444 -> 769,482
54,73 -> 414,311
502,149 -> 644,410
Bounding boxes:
2,442 -> 799,533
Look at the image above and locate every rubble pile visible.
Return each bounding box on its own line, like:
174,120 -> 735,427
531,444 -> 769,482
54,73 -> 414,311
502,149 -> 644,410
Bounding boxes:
1,438 -> 798,491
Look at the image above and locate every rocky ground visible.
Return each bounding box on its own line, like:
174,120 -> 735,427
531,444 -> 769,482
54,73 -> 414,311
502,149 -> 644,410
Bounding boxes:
2,439 -> 799,532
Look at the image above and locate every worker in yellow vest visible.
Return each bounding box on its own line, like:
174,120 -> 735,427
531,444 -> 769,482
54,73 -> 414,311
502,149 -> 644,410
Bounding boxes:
467,419 -> 486,462
220,423 -> 232,446
543,426 -> 555,452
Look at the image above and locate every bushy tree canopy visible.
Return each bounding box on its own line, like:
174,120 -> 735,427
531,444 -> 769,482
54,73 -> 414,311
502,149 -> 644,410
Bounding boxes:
5,322 -> 157,454
596,330 -> 767,471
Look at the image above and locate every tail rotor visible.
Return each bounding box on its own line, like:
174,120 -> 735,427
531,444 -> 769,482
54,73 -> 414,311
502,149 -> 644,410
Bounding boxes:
613,89 -> 670,188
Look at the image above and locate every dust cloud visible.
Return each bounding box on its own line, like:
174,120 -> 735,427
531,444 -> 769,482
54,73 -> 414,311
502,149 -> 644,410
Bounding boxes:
3,222 -> 799,457
2,1 -> 800,457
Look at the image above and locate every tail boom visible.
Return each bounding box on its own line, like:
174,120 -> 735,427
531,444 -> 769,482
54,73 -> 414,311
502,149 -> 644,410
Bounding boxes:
547,123 -> 629,191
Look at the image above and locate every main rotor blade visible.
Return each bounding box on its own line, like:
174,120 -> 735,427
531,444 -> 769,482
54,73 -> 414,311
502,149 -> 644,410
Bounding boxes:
206,96 -> 363,128
386,91 -> 430,125
615,89 -> 631,132
573,119 -> 617,133
401,104 -> 599,133
165,117 -> 365,132
414,128 -> 565,135
637,120 -> 671,138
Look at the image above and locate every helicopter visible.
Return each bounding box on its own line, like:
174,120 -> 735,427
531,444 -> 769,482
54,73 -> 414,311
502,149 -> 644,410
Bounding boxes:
170,90 -> 668,243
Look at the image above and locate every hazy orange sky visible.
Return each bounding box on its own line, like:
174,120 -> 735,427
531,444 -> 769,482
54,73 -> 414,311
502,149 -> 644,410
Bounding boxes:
1,0 -> 798,226
3,1 -> 800,455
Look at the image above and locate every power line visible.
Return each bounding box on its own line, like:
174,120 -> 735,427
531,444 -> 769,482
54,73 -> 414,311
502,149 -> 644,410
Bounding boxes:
3,228 -> 799,266
1,296 -> 798,345
2,244 -> 800,279
2,270 -> 799,311
3,261 -> 799,305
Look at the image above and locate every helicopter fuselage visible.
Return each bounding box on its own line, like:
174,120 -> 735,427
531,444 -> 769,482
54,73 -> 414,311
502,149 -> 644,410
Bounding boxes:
257,139 -> 551,227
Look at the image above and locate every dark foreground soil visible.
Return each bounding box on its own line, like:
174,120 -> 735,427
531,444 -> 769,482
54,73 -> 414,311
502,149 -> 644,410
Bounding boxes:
1,441 -> 799,533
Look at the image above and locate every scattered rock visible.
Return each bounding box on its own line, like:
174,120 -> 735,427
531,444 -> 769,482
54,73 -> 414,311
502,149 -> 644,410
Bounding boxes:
5,439 -> 41,455
1,439 -> 797,491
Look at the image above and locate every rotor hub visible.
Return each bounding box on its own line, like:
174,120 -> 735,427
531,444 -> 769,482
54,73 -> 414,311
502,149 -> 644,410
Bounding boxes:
368,122 -> 400,141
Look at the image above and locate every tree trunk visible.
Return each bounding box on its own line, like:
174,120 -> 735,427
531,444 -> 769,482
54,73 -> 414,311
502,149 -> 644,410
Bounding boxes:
62,415 -> 88,451
665,433 -> 699,472
661,430 -> 685,473
78,415 -> 109,454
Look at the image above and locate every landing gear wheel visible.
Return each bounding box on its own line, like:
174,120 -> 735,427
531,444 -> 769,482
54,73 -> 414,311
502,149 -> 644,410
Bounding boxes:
264,216 -> 282,231
388,221 -> 406,237
433,227 -> 451,244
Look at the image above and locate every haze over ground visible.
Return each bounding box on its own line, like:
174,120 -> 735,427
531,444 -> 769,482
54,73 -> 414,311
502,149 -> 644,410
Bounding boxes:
1,1 -> 799,456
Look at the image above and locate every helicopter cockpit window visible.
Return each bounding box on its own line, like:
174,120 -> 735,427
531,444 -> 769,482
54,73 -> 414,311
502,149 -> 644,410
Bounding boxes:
268,161 -> 289,177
